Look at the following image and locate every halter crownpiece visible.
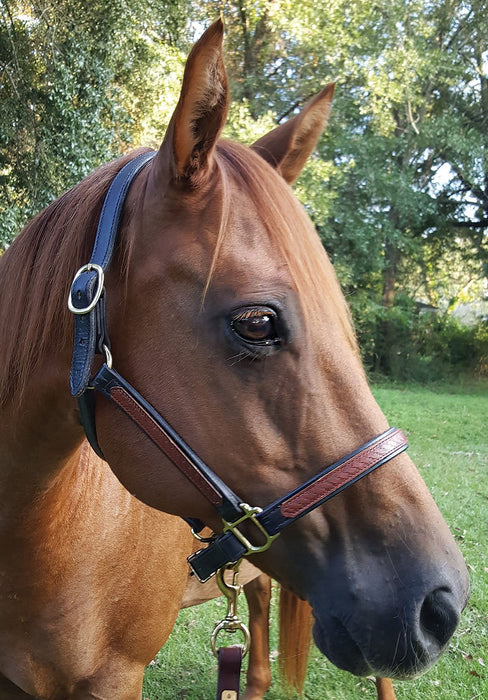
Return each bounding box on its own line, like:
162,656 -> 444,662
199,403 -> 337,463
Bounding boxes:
68,152 -> 408,582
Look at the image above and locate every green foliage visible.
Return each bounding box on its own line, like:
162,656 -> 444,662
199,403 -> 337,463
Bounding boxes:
0,0 -> 190,245
353,295 -> 488,381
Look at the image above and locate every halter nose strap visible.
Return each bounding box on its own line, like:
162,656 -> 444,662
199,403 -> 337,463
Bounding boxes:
188,427 -> 408,581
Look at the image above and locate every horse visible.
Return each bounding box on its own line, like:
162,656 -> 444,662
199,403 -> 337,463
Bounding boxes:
0,19 -> 469,699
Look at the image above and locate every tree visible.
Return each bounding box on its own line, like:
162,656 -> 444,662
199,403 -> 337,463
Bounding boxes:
427,0 -> 488,275
0,0 -> 190,246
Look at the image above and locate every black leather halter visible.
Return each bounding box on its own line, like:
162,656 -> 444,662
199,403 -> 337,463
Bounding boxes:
68,152 -> 408,582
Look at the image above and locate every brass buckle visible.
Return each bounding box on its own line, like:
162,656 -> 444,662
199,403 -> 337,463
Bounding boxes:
222,503 -> 278,556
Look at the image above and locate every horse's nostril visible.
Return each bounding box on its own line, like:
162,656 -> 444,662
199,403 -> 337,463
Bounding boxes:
420,588 -> 460,648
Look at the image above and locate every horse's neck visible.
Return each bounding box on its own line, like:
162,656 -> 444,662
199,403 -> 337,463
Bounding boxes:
0,360 -> 84,512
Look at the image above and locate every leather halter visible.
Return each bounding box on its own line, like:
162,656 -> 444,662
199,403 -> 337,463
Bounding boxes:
68,152 -> 408,582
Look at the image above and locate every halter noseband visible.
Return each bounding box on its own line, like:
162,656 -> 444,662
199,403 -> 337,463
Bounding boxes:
68,152 -> 408,582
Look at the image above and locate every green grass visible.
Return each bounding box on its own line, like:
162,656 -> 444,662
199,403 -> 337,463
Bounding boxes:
143,380 -> 488,699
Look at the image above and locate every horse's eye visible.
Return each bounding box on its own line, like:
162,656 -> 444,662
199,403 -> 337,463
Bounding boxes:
231,307 -> 280,345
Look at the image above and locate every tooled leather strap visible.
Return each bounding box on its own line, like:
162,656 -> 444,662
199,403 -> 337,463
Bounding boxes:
89,363 -> 407,566
279,427 -> 407,519
188,427 -> 408,581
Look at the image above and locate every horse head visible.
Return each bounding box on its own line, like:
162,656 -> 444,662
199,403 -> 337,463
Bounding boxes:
92,21 -> 469,679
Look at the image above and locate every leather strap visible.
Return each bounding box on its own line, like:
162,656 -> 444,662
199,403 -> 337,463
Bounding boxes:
90,362 -> 407,563
279,427 -> 407,519
91,363 -> 246,523
188,427 -> 408,581
77,389 -> 104,459
216,646 -> 242,700
69,151 -> 156,397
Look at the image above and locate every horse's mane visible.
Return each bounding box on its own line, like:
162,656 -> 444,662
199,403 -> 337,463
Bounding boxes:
213,140 -> 357,349
0,149 -> 151,407
0,141 -> 356,408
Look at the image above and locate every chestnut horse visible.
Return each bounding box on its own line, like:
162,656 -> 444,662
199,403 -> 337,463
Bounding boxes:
0,20 -> 469,700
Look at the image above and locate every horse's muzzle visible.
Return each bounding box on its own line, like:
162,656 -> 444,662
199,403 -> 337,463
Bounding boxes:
311,578 -> 469,678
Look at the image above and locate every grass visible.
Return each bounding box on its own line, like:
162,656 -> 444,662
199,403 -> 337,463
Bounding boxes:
143,379 -> 488,699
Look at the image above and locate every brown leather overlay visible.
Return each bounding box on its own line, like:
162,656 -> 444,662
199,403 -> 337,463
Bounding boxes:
280,429 -> 407,519
110,386 -> 224,507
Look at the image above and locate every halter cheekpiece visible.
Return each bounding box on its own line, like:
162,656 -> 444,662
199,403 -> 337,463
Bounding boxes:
68,151 -> 408,583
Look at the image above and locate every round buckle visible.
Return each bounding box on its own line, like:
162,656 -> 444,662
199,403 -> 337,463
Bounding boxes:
68,264 -> 105,315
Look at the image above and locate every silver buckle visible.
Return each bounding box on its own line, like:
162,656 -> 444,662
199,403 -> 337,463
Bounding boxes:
68,264 -> 105,315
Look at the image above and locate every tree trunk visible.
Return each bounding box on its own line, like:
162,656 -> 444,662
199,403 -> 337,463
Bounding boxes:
382,241 -> 398,308
377,218 -> 401,374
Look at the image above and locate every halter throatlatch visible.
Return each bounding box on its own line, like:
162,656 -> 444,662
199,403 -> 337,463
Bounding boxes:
68,152 -> 409,582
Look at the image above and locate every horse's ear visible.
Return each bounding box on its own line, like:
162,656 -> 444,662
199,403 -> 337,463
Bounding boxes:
252,83 -> 335,184
156,19 -> 228,183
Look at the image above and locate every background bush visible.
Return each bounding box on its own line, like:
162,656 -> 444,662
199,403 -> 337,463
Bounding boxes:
352,298 -> 488,381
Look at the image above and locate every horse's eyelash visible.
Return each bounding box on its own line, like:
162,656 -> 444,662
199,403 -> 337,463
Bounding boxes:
233,309 -> 269,322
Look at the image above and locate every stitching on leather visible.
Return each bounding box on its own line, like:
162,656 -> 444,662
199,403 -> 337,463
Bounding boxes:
110,386 -> 223,506
280,430 -> 405,518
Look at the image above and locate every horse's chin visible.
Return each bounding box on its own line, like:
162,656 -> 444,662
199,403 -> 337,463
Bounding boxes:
312,615 -> 432,680
312,618 -> 372,677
